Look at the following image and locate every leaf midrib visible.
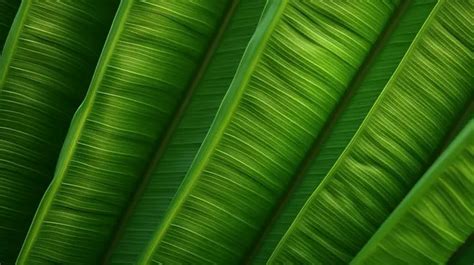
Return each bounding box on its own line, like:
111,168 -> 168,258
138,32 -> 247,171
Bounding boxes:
15,1 -> 134,263
269,0 -> 474,261
350,121 -> 474,264
138,1 -> 289,263
242,0 -> 415,262
100,1 -> 241,263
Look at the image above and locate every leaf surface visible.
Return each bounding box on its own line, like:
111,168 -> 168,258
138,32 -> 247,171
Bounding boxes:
139,1 -> 405,263
269,0 -> 473,263
107,1 -> 267,263
17,0 -> 267,264
351,120 -> 473,264
248,0 -> 437,262
0,1 -> 117,262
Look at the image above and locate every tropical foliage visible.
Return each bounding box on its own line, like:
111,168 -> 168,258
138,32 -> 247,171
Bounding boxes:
0,0 -> 472,264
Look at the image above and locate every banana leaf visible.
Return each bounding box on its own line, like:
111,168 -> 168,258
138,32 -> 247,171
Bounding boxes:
248,0 -> 437,262
107,1 -> 267,264
16,1 -> 266,264
269,0 -> 473,263
138,1 -> 409,263
1,1 -> 471,264
0,1 -> 117,262
351,120 -> 473,264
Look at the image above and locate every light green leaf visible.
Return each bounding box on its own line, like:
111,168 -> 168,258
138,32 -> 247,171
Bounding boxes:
16,0 -> 266,264
139,1 -> 406,263
0,1 -> 117,262
269,0 -> 473,263
351,120 -> 473,264
248,0 -> 437,262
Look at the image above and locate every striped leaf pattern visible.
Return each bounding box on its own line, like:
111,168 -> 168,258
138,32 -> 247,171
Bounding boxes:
269,0 -> 473,263
249,0 -> 437,262
14,1 -> 272,264
15,1 -> 228,264
142,1 -> 400,263
0,0 -> 471,264
108,1 -> 267,263
0,1 -> 117,262
351,120 -> 473,264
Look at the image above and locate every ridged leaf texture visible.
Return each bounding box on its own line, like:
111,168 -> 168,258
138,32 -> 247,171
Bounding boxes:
108,1 -> 267,263
249,0 -> 437,262
351,120 -> 473,264
0,0 -> 471,264
15,1 -> 267,264
0,1 -> 117,262
269,0 -> 473,263
141,1 -> 417,263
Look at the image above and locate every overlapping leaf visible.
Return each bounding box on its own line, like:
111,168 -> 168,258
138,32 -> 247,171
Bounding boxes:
17,1 -> 267,264
249,0 -> 437,262
0,1 -> 117,262
269,0 -> 473,263
139,1 -> 404,263
108,1 -> 267,263
351,121 -> 473,265
0,0 -> 471,264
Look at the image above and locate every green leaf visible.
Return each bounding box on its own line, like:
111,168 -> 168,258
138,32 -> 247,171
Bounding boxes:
138,1 -> 408,263
0,0 -> 20,54
107,1 -> 267,264
248,0 -> 437,262
350,120 -> 473,264
16,0 -> 266,264
0,1 -> 117,262
268,0 -> 473,263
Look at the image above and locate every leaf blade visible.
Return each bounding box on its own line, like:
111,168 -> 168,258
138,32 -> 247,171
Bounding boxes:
350,120 -> 473,264
141,1 -> 403,263
107,0 -> 268,263
248,0 -> 437,262
269,0 -> 473,263
0,1 -> 117,262
16,1 -> 268,264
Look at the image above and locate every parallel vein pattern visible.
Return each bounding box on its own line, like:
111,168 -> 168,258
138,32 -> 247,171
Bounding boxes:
109,1 -> 267,263
269,0 -> 473,263
144,1 -> 398,263
16,1 -> 228,264
249,0 -> 437,262
351,121 -> 474,265
0,1 -> 117,263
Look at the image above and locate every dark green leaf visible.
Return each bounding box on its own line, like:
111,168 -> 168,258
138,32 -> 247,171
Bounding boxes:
0,0 -> 20,54
0,1 -> 117,262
